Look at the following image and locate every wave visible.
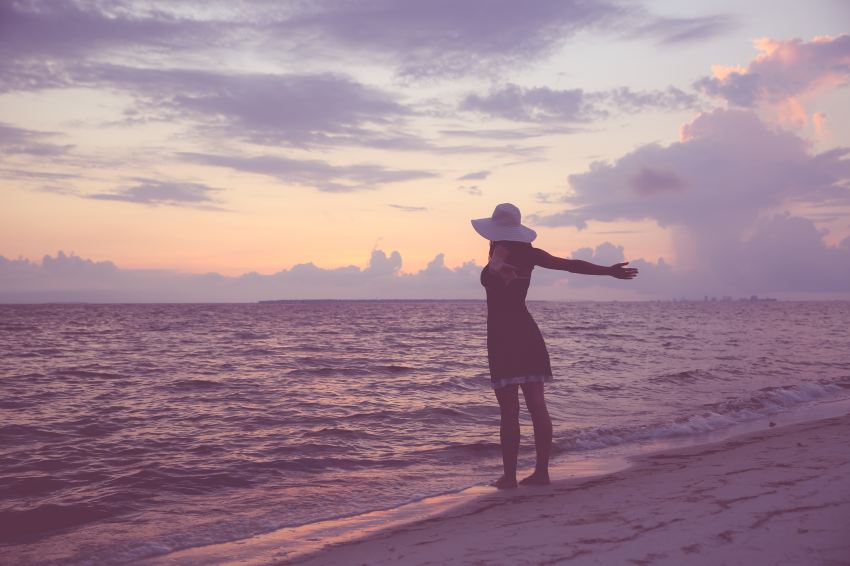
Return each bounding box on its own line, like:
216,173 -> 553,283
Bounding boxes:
0,503 -> 114,544
166,378 -> 227,391
648,368 -> 719,384
0,424 -> 66,443
285,364 -> 416,377
558,380 -> 850,452
55,369 -> 125,379
231,331 -> 271,340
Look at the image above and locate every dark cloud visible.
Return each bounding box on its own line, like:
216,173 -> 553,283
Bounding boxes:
629,167 -> 688,196
694,35 -> 850,107
279,1 -> 734,78
457,170 -> 490,181
604,86 -> 698,113
0,65 -> 410,148
0,1 -> 228,93
180,152 -> 436,192
87,179 -> 224,208
0,1 -> 718,161
462,84 -> 597,122
85,66 -> 411,147
0,122 -> 73,156
0,1 -> 211,59
1,61 -> 545,155
0,1 -> 737,93
280,0 -> 624,78
461,84 -> 698,123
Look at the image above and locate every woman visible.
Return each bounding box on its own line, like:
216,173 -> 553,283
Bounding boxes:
471,203 -> 638,489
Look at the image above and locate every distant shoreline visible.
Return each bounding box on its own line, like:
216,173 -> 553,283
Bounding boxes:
12,298 -> 850,305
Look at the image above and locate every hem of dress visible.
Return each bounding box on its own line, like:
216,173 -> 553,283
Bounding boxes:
491,374 -> 553,389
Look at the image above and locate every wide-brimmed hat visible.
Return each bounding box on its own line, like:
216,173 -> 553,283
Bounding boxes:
471,203 -> 537,243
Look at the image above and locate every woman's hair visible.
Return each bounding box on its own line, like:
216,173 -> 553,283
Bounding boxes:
488,240 -> 535,268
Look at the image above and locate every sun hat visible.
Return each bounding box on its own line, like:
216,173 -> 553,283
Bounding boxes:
471,203 -> 537,243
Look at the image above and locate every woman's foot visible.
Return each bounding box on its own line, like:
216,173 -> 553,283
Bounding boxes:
519,471 -> 550,486
490,475 -> 518,490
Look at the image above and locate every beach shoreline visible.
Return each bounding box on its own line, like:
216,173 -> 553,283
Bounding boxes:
147,410 -> 850,565
295,413 -> 850,565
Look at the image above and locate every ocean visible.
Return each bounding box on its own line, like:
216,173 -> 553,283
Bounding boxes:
2,301 -> 849,564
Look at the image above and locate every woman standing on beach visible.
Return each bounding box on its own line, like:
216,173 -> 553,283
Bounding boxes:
472,203 -> 638,489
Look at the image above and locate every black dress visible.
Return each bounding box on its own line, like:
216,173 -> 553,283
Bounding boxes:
480,241 -> 553,389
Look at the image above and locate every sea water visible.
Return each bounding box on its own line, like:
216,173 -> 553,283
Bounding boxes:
1,301 -> 849,564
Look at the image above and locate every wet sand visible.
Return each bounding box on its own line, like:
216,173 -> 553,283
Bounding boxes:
293,413 -> 850,565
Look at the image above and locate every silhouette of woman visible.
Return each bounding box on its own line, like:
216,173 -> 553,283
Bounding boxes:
471,203 -> 638,489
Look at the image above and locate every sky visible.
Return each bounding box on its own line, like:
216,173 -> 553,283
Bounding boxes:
1,0 -> 849,301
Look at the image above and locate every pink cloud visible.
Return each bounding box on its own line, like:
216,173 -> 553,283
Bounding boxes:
812,111 -> 831,142
695,35 -> 850,109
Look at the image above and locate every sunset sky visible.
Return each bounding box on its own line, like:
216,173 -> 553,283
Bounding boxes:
1,0 -> 849,301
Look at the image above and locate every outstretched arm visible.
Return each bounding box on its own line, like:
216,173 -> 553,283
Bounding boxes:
535,249 -> 638,279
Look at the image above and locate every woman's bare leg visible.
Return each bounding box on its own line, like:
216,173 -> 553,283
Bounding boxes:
519,381 -> 552,485
493,384 -> 520,489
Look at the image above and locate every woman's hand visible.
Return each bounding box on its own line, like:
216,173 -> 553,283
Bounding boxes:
609,262 -> 638,280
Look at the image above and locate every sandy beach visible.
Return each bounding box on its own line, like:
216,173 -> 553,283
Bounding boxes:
148,412 -> 850,565
296,413 -> 850,566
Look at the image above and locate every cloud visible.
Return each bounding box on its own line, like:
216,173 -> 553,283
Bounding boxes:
280,0 -> 624,78
0,1 -> 736,85
604,86 -> 698,113
87,179 -> 224,208
0,1 -> 229,93
279,1 -> 734,78
462,84 -> 598,122
0,249 -> 482,302
457,170 -> 490,181
695,35 -> 850,108
458,185 -> 482,196
1,60 -> 545,155
0,1 -> 211,60
0,0 -> 737,103
531,108 -> 850,295
365,249 -> 403,276
439,126 -> 574,140
388,204 -> 428,212
629,167 -> 688,196
461,84 -> 698,123
0,122 -> 73,156
180,152 -> 436,192
86,66 -> 556,154
84,66 -> 412,148
631,15 -> 737,45
0,64 -> 424,151
534,109 -> 850,230
6,229 -> 848,303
